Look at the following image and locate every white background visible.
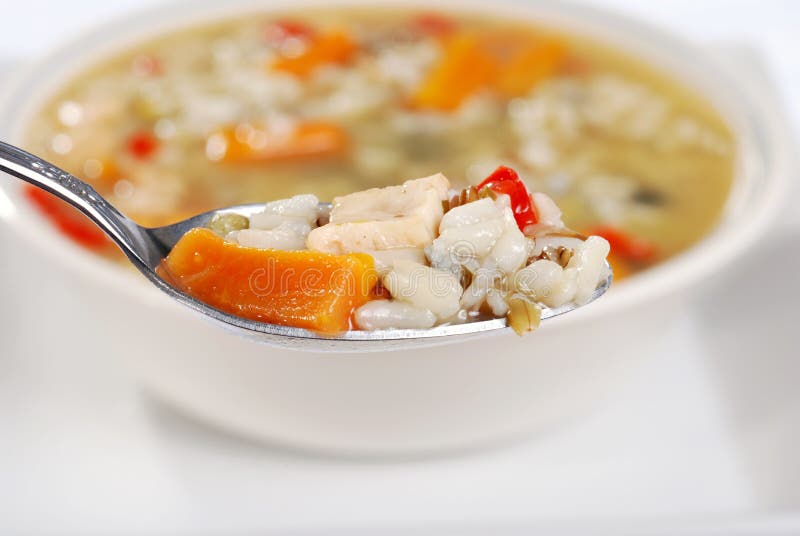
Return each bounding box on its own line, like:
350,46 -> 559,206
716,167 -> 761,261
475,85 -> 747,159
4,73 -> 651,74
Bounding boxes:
1,1 -> 799,534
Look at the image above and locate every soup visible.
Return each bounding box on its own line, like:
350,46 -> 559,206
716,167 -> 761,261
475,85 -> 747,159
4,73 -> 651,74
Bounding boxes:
22,8 -> 735,279
159,167 -> 611,334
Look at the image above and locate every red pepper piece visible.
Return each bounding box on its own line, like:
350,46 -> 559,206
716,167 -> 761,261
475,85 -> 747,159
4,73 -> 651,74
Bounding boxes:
23,185 -> 110,250
132,54 -> 162,77
413,13 -> 456,37
127,131 -> 159,160
264,20 -> 316,44
587,225 -> 657,264
477,166 -> 538,230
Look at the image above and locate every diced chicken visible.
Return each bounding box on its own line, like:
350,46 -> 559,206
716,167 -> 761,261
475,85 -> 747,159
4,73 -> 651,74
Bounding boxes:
306,173 -> 450,255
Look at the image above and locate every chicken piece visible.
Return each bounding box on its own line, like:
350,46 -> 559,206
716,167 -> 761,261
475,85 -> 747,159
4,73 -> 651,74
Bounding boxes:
306,173 -> 450,255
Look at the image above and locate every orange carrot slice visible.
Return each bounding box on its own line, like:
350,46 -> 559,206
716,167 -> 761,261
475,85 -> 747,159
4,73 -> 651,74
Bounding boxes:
210,121 -> 348,164
494,37 -> 567,97
587,225 -> 657,264
263,20 -> 316,45
411,33 -> 496,111
413,12 -> 457,38
272,30 -> 357,78
158,228 -> 378,334
606,252 -> 633,282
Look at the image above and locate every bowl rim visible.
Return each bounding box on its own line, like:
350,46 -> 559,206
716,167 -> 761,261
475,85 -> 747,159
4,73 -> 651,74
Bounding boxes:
0,0 -> 794,334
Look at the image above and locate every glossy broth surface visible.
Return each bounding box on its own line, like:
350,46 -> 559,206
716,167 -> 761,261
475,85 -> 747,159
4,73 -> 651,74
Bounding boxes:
23,8 -> 735,276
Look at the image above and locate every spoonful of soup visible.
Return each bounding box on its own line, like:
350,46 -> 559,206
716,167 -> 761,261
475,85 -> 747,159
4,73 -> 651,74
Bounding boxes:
0,141 -> 612,349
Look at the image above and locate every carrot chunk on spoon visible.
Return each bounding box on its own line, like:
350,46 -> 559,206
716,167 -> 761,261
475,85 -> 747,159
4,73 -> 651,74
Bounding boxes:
158,228 -> 378,334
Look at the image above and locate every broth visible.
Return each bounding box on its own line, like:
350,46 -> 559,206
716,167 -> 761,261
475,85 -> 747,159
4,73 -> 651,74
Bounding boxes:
22,8 -> 735,277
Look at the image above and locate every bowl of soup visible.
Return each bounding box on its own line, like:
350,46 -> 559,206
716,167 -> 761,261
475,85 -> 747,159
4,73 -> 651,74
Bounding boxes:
0,0 -> 791,452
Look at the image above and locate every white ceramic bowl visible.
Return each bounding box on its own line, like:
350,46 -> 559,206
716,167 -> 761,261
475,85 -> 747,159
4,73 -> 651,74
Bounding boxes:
0,0 -> 792,453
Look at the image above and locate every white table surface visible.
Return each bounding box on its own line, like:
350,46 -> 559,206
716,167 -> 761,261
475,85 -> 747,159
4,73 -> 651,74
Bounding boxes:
1,1 -> 800,534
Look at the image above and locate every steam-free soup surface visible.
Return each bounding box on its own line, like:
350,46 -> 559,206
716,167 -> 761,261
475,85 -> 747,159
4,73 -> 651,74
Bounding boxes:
23,8 -> 734,277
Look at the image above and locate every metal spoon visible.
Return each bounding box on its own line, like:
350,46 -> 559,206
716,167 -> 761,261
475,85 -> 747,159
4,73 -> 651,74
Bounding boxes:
0,141 -> 611,350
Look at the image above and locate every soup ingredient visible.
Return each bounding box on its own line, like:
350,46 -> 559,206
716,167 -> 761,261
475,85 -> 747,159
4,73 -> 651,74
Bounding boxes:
227,194 -> 320,250
412,33 -> 495,111
208,121 -> 348,163
515,236 -> 610,307
413,13 -> 457,38
158,227 -> 378,333
354,300 -> 438,330
230,224 -> 309,250
514,259 -> 576,308
263,19 -> 316,44
366,169 -> 606,328
494,37 -> 566,97
23,185 -> 110,250
412,30 -> 567,110
382,259 -> 462,321
131,54 -> 162,77
208,213 -> 250,236
24,9 -> 734,273
606,253 -> 633,281
428,192 -> 529,276
476,165 -> 538,231
126,130 -> 159,160
587,225 -> 656,263
306,174 -> 448,254
506,295 -> 542,335
272,30 -> 357,77
160,167 -> 609,334
569,236 -> 612,303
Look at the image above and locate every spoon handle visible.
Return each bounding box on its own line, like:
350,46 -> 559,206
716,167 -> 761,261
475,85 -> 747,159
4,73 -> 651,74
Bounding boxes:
0,140 -> 144,259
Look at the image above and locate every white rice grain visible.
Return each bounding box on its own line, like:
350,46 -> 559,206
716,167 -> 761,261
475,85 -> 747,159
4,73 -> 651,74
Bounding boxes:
383,259 -> 462,320
354,300 -> 437,330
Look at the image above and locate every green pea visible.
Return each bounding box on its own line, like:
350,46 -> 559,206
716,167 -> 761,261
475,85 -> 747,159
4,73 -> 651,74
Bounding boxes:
208,213 -> 249,236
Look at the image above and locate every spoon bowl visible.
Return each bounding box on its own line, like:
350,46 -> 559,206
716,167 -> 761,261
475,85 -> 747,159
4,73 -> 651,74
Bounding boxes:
0,140 -> 611,350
